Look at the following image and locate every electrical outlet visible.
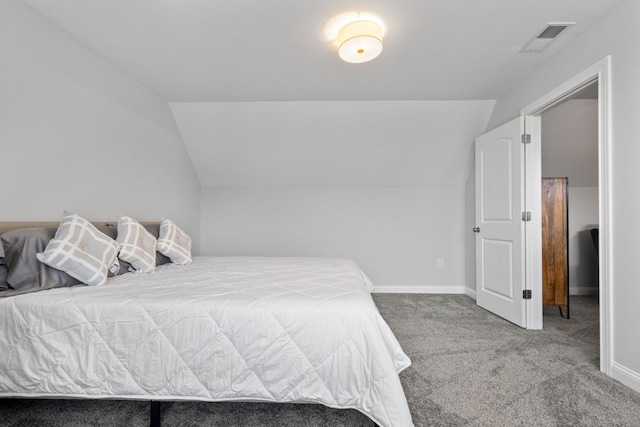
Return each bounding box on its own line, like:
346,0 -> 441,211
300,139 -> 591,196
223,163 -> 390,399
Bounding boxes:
437,258 -> 444,268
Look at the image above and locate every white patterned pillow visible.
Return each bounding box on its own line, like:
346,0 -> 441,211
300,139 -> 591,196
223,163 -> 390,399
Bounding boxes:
36,212 -> 120,286
156,219 -> 192,265
116,216 -> 157,274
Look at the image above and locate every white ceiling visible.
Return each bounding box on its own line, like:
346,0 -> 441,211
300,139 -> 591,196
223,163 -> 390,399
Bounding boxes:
22,0 -> 622,102
18,1 -> 615,189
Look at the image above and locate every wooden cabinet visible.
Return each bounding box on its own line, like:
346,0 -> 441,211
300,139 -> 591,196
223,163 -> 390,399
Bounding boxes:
541,178 -> 569,313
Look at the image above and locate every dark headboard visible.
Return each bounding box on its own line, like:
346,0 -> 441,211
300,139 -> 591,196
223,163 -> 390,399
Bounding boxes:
0,222 -> 160,236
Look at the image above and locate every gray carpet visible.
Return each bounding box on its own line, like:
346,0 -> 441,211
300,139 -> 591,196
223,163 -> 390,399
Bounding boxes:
2,295 -> 639,426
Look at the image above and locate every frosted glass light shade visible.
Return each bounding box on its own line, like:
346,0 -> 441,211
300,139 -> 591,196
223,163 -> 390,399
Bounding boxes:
337,20 -> 383,63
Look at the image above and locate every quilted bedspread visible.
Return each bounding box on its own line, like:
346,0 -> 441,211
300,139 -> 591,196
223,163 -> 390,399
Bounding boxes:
0,257 -> 412,426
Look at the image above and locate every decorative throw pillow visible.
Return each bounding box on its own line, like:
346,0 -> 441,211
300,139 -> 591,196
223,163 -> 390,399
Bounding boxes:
116,216 -> 157,274
36,212 -> 121,286
156,219 -> 192,265
141,223 -> 172,267
100,223 -> 170,274
97,223 -> 130,277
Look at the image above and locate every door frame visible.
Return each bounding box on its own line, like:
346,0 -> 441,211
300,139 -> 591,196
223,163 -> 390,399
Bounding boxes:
520,56 -> 612,374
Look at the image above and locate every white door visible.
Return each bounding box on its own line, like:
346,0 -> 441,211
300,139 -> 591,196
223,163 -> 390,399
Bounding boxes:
475,118 -> 527,327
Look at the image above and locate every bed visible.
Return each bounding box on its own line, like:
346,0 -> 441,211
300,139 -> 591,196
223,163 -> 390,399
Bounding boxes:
0,221 -> 413,426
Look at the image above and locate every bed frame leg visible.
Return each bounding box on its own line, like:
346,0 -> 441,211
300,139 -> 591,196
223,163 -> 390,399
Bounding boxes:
150,400 -> 161,427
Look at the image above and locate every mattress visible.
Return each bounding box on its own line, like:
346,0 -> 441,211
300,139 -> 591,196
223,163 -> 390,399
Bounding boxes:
0,256 -> 413,426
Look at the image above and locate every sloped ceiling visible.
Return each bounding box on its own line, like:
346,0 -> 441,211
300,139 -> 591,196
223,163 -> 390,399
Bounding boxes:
171,100 -> 495,187
19,0 -> 620,188
22,0 -> 622,102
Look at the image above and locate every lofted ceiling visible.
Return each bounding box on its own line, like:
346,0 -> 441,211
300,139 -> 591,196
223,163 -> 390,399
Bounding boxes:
22,0 -> 622,102
17,1 -> 618,189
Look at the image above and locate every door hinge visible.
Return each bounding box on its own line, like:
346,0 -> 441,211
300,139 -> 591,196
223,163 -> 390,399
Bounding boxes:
521,211 -> 531,221
523,290 -> 532,300
521,134 -> 531,144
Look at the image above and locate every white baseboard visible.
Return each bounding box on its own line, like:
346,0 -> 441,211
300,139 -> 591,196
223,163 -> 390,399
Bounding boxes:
371,286 -> 466,294
372,286 -> 597,298
445,287 -> 594,299
570,287 -> 599,296
611,362 -> 640,394
461,287 -> 595,298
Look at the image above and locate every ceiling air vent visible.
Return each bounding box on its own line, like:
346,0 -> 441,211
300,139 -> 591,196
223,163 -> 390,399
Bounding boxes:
520,22 -> 575,53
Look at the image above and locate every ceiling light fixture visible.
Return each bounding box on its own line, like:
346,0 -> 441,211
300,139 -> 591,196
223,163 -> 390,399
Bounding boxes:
324,12 -> 386,64
337,20 -> 383,63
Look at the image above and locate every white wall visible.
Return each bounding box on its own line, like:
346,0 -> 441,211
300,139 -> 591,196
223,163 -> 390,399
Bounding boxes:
541,99 -> 599,186
485,0 -> 640,390
0,1 -> 201,250
180,100 -> 494,292
567,187 -> 599,294
201,186 -> 465,292
464,163 -> 476,297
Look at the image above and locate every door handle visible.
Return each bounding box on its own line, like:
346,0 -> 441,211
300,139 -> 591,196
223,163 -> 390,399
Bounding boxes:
473,227 -> 480,233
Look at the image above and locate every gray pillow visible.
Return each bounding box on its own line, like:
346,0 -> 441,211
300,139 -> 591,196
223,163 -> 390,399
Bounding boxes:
0,264 -> 8,291
0,227 -> 81,297
0,244 -> 7,291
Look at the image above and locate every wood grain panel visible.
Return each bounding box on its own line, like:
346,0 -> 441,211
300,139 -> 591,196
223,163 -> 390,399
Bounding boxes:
541,178 -> 568,306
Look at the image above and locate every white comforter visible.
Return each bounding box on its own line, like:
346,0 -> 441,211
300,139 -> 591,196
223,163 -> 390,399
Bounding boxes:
0,257 -> 412,426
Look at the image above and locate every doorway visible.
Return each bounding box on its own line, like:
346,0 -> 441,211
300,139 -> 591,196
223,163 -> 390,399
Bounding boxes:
521,57 -> 611,374
539,84 -> 599,354
541,81 -> 599,307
